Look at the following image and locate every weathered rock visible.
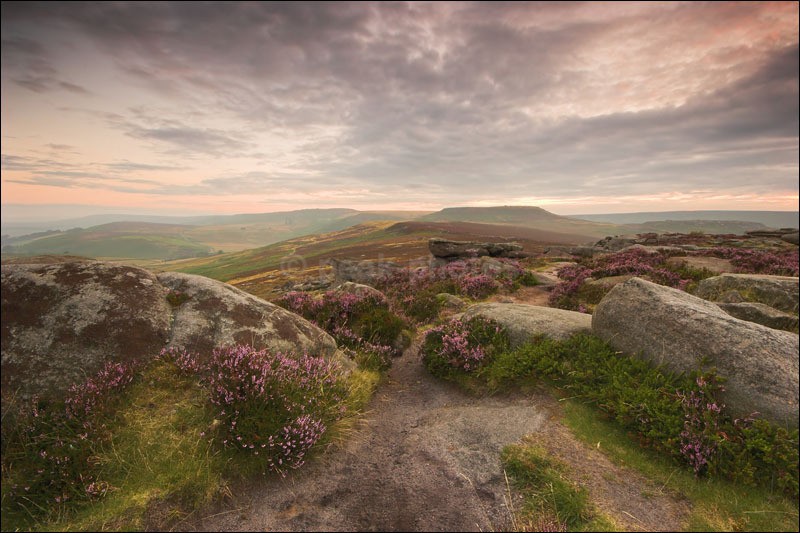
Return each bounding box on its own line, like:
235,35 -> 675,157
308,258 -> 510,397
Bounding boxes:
1,262 -> 171,399
695,274 -> 799,314
593,277 -> 799,426
328,258 -> 401,285
618,244 -> 686,256
583,275 -> 635,290
428,238 -> 522,259
746,229 -> 788,238
666,256 -> 734,274
437,293 -> 467,312
157,272 -> 342,362
568,245 -> 597,258
2,263 -> 352,401
715,289 -> 745,303
463,303 -> 591,347
717,302 -> 799,332
474,256 -> 524,278
334,281 -> 386,301
781,232 -> 799,245
287,278 -> 332,292
595,236 -> 637,252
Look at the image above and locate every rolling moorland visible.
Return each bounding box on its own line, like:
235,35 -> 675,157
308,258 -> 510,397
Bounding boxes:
1,205 -> 798,531
2,206 -> 797,261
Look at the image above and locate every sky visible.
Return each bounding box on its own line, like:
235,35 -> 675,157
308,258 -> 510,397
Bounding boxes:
1,1 -> 798,221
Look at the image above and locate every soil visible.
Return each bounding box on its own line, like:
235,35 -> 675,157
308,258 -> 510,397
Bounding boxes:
184,336 -> 690,532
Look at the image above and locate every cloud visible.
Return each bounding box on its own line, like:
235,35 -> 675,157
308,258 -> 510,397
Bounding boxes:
2,2 -> 797,210
1,35 -> 90,95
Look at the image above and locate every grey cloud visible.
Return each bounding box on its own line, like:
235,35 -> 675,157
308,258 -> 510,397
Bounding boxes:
105,161 -> 183,172
2,2 -> 797,205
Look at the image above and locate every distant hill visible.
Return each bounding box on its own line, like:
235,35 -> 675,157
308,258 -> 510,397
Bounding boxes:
2,222 -> 213,260
1,209 -> 428,260
158,219 -> 598,299
419,206 -> 624,239
571,211 -> 799,229
630,220 -> 769,235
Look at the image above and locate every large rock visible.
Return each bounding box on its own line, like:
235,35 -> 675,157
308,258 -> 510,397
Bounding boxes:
2,262 -> 171,399
428,238 -> 523,259
717,302 -> 799,333
593,277 -> 799,427
328,258 -> 401,285
158,272 -> 339,361
1,262 -> 348,400
665,256 -> 734,274
334,281 -> 386,301
781,232 -> 799,245
695,273 -> 799,314
463,303 -> 591,347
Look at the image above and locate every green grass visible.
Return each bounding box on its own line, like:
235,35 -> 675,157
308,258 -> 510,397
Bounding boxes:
562,401 -> 799,532
11,361 -> 228,531
502,438 -> 617,531
2,360 -> 382,532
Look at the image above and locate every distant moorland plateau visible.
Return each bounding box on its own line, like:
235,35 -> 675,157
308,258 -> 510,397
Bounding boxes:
1,206 -> 797,261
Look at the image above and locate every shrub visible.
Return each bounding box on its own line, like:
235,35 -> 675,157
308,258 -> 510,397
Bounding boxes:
698,247 -> 799,276
375,258 -> 535,323
163,345 -> 347,475
2,360 -> 140,519
421,316 -> 510,377
276,290 -> 408,369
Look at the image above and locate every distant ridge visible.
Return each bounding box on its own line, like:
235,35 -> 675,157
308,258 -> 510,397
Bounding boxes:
571,210 -> 799,229
419,205 -> 564,224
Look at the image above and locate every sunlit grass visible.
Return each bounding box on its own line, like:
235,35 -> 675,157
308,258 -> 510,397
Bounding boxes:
4,356 -> 381,532
502,437 -> 618,532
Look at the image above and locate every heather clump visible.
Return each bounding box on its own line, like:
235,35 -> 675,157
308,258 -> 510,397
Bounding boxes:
549,248 -> 687,311
2,360 -> 140,517
276,289 -> 407,369
421,316 -> 510,378
377,258 -> 536,322
547,244 -> 797,312
699,247 -> 799,276
162,345 -> 348,475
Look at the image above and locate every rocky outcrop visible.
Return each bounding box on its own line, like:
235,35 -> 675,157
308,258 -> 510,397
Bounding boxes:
695,274 -> 799,314
717,302 -> 799,333
437,293 -> 467,312
328,258 -> 401,285
781,232 -> 799,245
428,238 -> 523,259
593,277 -> 799,427
665,256 -> 734,274
2,262 -> 171,399
618,244 -> 686,255
2,261 -> 348,400
158,272 -> 339,361
334,281 -> 387,301
463,303 -> 591,347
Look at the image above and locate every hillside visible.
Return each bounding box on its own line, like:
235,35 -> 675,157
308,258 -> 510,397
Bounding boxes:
572,210 -> 800,229
1,222 -> 213,260
420,206 -> 626,239
1,210 -> 425,259
157,219 -> 591,298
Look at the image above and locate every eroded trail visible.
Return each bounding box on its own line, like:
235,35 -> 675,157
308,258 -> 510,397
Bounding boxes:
189,338 -> 688,532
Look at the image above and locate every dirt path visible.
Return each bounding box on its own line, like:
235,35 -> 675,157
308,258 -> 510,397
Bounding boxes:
187,335 -> 689,532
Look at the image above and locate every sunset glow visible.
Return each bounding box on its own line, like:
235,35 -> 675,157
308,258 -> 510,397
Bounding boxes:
2,1 -> 798,220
